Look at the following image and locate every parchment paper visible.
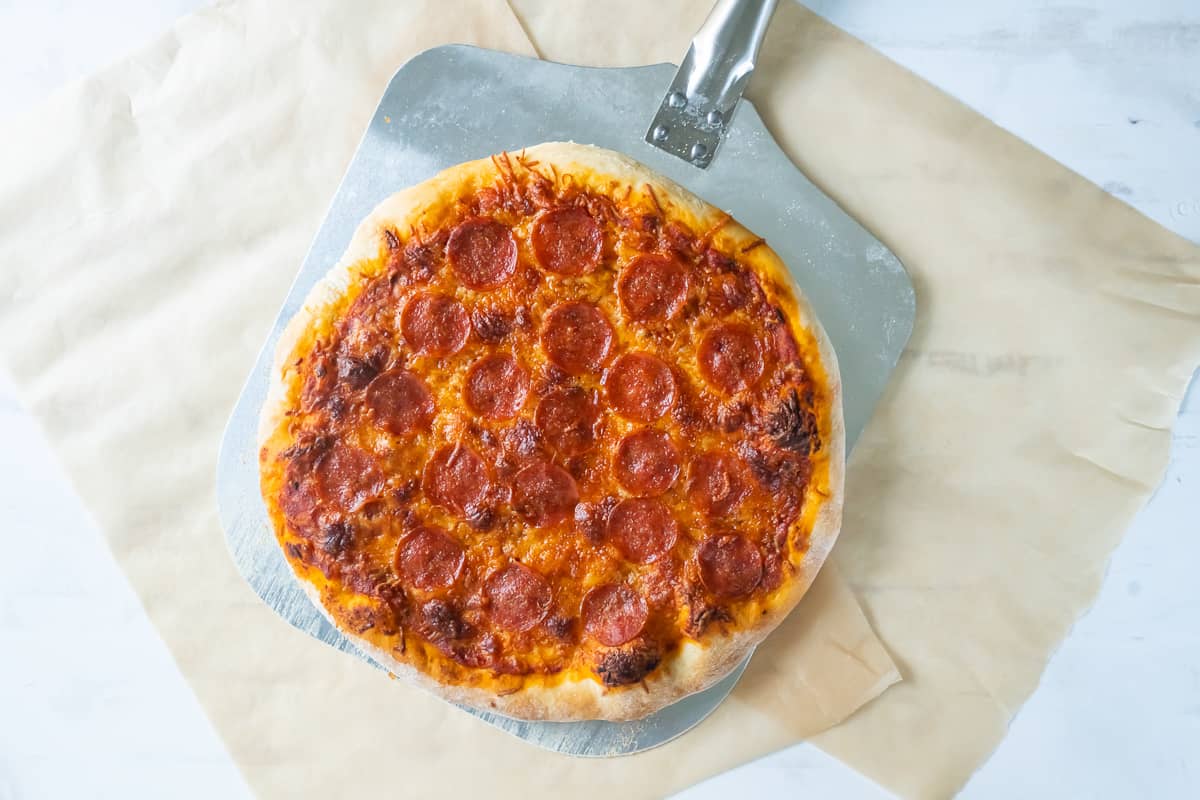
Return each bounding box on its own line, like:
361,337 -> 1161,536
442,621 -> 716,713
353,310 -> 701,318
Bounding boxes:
510,0 -> 1200,796
0,0 -> 899,798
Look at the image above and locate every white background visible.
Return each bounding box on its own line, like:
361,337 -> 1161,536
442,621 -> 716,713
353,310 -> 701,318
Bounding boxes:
1,2 -> 1197,798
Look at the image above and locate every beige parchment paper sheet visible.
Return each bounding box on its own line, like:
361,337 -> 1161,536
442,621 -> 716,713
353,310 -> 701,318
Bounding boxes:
508,0 -> 1200,795
0,0 -> 904,798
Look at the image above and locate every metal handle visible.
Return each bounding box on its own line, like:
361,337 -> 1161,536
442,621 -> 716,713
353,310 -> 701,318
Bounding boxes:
645,0 -> 779,169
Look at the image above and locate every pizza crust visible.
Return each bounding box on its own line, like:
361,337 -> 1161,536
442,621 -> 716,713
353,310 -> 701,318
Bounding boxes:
259,142 -> 844,721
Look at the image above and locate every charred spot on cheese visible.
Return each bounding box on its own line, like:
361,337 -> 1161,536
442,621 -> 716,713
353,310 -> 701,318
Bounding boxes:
421,599 -> 469,642
368,574 -> 407,612
342,604 -> 380,635
383,228 -> 401,252
594,644 -> 662,687
465,505 -> 497,531
392,478 -> 420,505
389,229 -> 445,285
280,433 -> 332,462
767,387 -> 821,456
352,598 -> 400,638
544,615 -> 576,641
320,520 -> 355,555
453,632 -> 501,669
471,306 -> 515,343
684,595 -> 733,638
335,351 -> 382,391
738,440 -> 811,497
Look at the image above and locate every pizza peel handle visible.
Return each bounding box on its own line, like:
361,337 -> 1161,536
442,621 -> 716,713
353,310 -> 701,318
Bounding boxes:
645,0 -> 779,168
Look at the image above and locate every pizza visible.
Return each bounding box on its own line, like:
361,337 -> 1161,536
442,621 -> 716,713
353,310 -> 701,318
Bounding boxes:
258,142 -> 844,721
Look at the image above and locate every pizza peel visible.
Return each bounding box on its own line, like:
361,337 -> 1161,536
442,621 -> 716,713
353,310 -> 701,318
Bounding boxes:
217,0 -> 915,756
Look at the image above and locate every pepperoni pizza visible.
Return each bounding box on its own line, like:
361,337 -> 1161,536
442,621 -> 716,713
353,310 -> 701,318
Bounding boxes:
258,142 -> 844,721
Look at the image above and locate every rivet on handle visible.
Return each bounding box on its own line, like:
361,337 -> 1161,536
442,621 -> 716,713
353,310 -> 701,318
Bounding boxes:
644,0 -> 779,169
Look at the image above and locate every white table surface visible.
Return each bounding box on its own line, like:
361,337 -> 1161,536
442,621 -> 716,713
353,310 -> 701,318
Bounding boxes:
1,2 -> 1197,798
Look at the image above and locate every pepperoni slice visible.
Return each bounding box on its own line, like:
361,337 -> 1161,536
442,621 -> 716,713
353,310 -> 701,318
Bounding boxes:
699,323 -> 764,394
531,207 -> 602,275
618,255 -> 688,321
400,292 -> 470,356
614,430 -> 680,496
606,353 -> 676,422
365,369 -> 434,434
687,452 -> 750,517
464,353 -> 529,420
315,444 -> 380,512
423,443 -> 490,516
511,461 -> 580,527
485,563 -> 552,632
606,498 -> 679,563
280,462 -> 319,529
446,217 -> 517,290
582,583 -> 648,647
395,526 -> 465,591
535,388 -> 600,456
697,535 -> 763,598
541,301 -> 613,375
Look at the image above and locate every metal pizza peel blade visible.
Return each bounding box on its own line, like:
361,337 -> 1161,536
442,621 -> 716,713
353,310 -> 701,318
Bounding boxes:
217,0 -> 915,757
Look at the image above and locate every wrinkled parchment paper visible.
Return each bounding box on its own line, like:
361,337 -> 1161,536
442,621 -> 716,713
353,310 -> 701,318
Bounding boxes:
0,0 -> 905,798
509,0 -> 1200,795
